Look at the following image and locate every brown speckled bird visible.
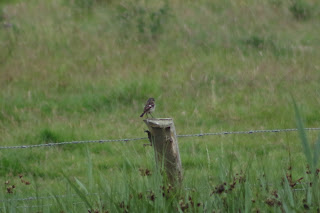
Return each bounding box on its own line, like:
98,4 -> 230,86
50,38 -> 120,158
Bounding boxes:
140,98 -> 155,118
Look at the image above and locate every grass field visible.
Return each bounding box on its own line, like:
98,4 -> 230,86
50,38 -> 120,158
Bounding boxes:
1,0 -> 320,212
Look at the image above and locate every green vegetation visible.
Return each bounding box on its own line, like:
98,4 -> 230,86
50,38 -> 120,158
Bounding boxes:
0,0 -> 320,211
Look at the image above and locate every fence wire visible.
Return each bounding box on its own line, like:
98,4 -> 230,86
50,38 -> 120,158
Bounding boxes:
0,127 -> 318,207
177,127 -> 320,137
0,137 -> 147,150
0,128 -> 320,150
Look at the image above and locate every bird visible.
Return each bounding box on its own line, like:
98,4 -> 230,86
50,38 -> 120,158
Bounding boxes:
140,98 -> 155,118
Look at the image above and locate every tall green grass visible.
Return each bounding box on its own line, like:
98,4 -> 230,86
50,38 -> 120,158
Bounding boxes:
55,106 -> 318,212
2,107 -> 319,212
1,0 -> 320,211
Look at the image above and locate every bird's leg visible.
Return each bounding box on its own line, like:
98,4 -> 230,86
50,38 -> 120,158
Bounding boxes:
150,113 -> 154,118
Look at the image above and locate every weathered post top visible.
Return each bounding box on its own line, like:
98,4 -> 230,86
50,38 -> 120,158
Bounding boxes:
144,118 -> 173,128
143,118 -> 182,186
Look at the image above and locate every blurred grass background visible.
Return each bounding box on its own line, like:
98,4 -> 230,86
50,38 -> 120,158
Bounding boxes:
0,0 -> 320,211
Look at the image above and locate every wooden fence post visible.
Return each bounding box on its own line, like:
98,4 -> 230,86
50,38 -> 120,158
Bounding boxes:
144,118 -> 183,186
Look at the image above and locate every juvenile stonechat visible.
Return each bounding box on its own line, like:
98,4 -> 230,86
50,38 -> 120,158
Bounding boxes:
140,98 -> 155,118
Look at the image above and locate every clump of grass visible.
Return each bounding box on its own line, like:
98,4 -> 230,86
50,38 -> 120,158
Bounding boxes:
107,80 -> 161,105
269,0 -> 283,7
66,0 -> 95,15
240,35 -> 291,57
289,0 -> 312,20
244,35 -> 267,49
74,0 -> 94,9
0,16 -> 18,65
116,1 -> 171,41
293,100 -> 320,210
39,128 -> 60,143
0,7 -> 4,22
0,157 -> 24,176
0,150 -> 46,176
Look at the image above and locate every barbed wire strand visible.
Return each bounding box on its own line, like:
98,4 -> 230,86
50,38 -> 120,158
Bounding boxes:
0,128 -> 316,206
0,128 -> 320,150
0,137 -> 147,150
177,127 -> 320,137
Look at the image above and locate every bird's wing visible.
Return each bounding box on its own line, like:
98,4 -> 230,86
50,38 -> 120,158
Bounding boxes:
144,103 -> 154,111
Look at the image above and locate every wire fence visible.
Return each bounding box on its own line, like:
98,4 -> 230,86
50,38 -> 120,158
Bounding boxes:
0,127 -> 319,208
0,127 -> 319,150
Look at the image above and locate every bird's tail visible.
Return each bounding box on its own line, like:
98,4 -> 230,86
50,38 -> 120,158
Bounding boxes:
140,112 -> 145,117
